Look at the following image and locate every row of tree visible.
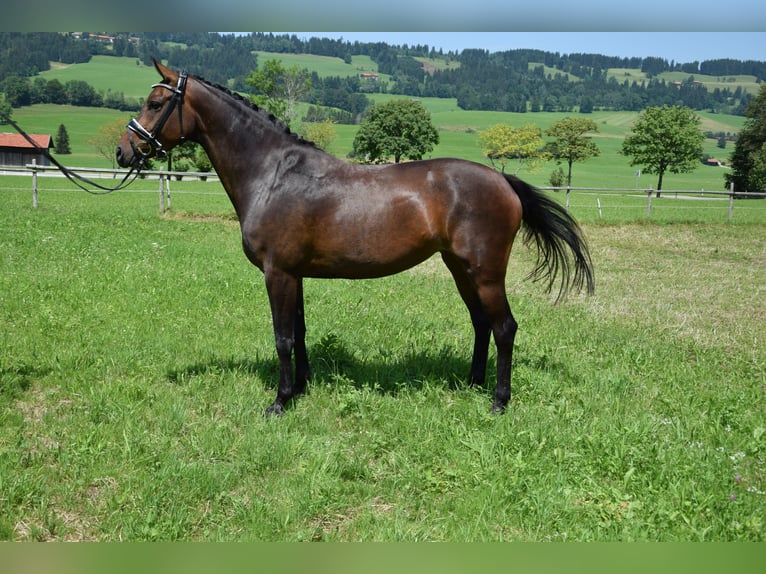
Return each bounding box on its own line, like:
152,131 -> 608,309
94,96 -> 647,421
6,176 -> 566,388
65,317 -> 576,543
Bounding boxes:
1,32 -> 763,117
2,75 -> 141,111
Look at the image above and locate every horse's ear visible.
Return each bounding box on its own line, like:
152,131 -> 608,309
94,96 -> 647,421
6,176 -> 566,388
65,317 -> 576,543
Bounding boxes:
152,58 -> 175,83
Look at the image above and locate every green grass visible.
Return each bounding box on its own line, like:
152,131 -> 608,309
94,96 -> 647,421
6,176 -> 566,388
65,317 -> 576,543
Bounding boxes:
0,179 -> 763,541
40,56 -> 163,101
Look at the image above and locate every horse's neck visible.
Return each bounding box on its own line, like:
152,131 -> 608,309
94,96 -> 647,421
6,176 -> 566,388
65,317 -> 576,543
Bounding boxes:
194,89 -> 291,206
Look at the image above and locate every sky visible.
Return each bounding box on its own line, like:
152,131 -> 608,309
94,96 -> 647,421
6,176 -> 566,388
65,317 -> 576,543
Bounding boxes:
6,1 -> 766,46
279,32 -> 766,64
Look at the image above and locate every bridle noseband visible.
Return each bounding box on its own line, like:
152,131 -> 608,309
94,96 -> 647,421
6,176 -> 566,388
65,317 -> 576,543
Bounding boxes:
127,71 -> 188,165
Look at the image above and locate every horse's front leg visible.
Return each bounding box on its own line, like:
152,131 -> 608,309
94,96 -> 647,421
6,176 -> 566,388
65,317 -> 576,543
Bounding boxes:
264,269 -> 303,416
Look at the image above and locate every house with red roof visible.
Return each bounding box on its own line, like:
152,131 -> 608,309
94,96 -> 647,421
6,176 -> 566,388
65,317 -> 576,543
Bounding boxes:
0,133 -> 53,167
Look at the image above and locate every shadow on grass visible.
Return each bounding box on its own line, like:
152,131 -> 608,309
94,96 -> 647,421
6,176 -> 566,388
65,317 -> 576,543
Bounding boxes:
310,333 -> 471,394
164,332 -> 573,405
164,333 -> 472,396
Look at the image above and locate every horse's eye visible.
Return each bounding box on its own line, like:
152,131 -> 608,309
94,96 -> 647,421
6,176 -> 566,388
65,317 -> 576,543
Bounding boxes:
148,101 -> 163,111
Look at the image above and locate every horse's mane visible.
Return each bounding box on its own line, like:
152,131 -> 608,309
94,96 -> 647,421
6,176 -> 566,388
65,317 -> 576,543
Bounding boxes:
193,74 -> 316,148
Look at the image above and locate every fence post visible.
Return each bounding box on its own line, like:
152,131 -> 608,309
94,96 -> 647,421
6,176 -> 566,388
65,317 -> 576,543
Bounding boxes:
565,186 -> 570,212
646,189 -> 653,218
728,182 -> 734,221
31,159 -> 38,209
158,173 -> 166,214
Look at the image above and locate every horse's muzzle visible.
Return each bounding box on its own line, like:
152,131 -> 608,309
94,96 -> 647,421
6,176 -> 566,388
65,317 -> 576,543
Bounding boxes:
115,143 -> 130,168
116,126 -> 163,169
115,140 -> 145,169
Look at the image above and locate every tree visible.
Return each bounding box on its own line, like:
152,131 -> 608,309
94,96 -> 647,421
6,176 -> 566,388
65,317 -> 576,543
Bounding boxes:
169,140 -> 210,172
0,94 -> 12,123
352,99 -> 439,164
281,65 -> 312,127
44,78 -> 67,105
725,84 -> 766,193
300,119 -> 337,152
89,119 -> 129,169
744,144 -> 766,192
620,105 -> 704,192
478,123 -> 547,174
64,80 -> 102,107
246,59 -> 311,127
545,117 -> 600,187
54,124 -> 71,154
193,145 -> 213,173
3,75 -> 31,107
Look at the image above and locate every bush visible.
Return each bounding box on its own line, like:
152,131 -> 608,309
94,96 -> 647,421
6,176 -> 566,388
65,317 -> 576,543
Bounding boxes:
549,167 -> 566,187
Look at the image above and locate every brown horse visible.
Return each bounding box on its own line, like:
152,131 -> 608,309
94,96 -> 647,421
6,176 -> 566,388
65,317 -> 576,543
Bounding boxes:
116,60 -> 594,416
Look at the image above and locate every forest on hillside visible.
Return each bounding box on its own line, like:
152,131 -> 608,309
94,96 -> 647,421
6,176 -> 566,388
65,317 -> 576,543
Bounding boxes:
1,32 -> 762,118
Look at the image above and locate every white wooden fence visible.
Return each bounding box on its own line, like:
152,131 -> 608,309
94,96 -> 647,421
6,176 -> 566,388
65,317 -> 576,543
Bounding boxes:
541,185 -> 766,221
4,162 -> 219,213
4,163 -> 766,221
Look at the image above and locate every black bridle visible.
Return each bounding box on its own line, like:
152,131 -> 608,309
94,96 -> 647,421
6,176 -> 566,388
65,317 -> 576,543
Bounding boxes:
126,70 -> 188,166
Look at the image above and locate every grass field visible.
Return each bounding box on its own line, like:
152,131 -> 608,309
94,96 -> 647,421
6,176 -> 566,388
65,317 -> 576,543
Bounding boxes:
41,56 -> 164,101
0,176 -> 763,541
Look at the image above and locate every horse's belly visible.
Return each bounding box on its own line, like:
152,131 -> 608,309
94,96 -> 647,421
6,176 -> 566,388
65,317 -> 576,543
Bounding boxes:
301,241 -> 438,279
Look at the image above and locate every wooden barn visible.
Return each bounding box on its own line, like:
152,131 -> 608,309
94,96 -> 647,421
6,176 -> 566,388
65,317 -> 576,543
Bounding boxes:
0,133 -> 53,167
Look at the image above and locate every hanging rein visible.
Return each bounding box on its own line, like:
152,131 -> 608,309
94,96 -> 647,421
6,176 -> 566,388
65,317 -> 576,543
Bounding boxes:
0,70 -> 188,195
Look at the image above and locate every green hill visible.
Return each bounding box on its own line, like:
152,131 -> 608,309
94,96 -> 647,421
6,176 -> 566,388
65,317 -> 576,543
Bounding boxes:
40,56 -> 160,100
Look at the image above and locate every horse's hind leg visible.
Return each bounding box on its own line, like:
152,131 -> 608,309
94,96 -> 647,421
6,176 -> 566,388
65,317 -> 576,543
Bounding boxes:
441,252 -> 492,388
443,250 -> 518,412
293,278 -> 310,395
476,281 -> 518,413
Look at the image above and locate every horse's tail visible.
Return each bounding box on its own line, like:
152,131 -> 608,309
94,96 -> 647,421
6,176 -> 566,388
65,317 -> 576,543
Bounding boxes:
505,173 -> 595,300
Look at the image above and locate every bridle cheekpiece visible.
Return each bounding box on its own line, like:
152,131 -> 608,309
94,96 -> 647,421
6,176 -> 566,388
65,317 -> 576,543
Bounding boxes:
127,70 -> 188,165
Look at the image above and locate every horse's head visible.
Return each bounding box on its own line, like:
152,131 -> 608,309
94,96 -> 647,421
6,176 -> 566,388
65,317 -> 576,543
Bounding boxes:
116,59 -> 192,168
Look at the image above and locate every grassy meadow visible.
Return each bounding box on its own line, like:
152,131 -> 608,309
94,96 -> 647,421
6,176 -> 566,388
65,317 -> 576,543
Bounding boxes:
41,56 -> 166,101
0,175 -> 764,541
2,53 -> 764,542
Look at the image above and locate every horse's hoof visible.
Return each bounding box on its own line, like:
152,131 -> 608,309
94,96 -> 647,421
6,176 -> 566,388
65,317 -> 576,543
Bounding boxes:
491,402 -> 507,415
265,402 -> 284,417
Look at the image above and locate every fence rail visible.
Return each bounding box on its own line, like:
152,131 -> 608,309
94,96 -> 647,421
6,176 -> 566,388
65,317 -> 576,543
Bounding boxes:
4,163 -> 766,221
540,185 -> 766,221
7,162 -> 219,213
